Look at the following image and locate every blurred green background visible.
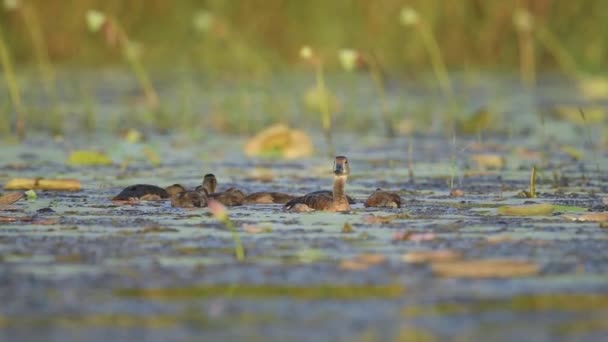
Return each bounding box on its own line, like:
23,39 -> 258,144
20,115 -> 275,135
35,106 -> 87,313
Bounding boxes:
2,0 -> 603,73
0,0 -> 606,139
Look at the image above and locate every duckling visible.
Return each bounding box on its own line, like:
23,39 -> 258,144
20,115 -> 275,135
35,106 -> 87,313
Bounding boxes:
305,190 -> 356,204
112,184 -> 169,201
165,184 -> 186,197
171,190 -> 207,208
285,156 -> 351,212
209,187 -> 246,206
364,189 -> 401,208
195,173 -> 217,195
244,191 -> 295,204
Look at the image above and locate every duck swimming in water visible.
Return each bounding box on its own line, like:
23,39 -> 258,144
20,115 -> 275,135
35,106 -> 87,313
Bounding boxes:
364,189 -> 401,208
165,184 -> 186,197
284,156 -> 351,212
196,174 -> 245,206
171,190 -> 207,208
112,184 -> 170,201
243,191 -> 295,204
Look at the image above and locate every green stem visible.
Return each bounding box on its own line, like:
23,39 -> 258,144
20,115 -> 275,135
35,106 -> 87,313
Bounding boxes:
369,57 -> 394,138
225,220 -> 245,261
529,166 -> 537,198
315,62 -> 334,156
0,27 -> 26,139
417,21 -> 452,99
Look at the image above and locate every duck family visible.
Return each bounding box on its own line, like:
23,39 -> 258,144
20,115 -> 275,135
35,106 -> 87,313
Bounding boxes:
112,156 -> 401,211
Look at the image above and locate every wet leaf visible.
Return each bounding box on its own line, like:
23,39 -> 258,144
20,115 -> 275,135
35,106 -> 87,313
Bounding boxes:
4,178 -> 81,191
339,253 -> 387,271
24,190 -> 37,200
402,250 -> 462,264
341,222 -> 354,233
431,259 -> 539,278
497,203 -> 554,216
242,224 -> 272,234
362,213 -> 410,224
67,150 -> 113,166
470,154 -> 504,170
244,124 -> 313,159
0,192 -> 24,206
449,189 -> 464,197
562,213 -> 608,223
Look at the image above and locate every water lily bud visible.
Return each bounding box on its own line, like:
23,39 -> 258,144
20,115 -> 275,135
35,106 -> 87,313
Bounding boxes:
300,45 -> 313,60
193,10 -> 213,33
400,7 -> 419,27
208,199 -> 229,223
339,49 -> 358,72
86,10 -> 106,33
513,8 -> 533,32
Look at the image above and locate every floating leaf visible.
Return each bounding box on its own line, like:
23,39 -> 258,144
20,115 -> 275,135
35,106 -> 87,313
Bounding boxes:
67,150 -> 112,166
4,178 -> 81,191
363,213 -> 410,224
24,190 -> 37,200
392,231 -> 435,242
341,222 -> 354,233
0,192 -> 23,205
339,253 -> 387,271
449,189 -> 464,197
244,124 -> 313,159
470,153 -> 504,170
562,213 -> 608,223
432,259 -> 539,278
402,250 -> 462,264
497,203 -> 554,216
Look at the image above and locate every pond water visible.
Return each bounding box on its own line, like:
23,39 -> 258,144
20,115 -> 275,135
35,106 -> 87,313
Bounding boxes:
1,72 -> 608,341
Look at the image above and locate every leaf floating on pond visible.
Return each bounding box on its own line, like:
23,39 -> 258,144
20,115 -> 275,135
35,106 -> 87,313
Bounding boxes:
4,178 -> 81,191
562,213 -> 608,223
431,259 -> 539,278
244,124 -> 313,159
402,250 -> 462,264
497,203 -> 554,216
67,150 -> 113,166
339,253 -> 387,271
0,192 -> 24,206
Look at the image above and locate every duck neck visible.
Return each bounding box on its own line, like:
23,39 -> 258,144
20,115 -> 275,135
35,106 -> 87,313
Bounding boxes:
332,175 -> 348,203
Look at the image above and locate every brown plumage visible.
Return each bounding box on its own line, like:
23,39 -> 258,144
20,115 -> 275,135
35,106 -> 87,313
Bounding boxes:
171,190 -> 207,208
285,156 -> 351,212
364,189 -> 401,208
244,191 -> 295,204
165,184 -> 186,197
208,187 -> 246,206
112,184 -> 169,201
195,174 -> 218,195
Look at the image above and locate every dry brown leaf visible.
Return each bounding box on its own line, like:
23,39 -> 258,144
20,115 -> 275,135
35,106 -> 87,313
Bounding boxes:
0,192 -> 24,206
402,250 -> 462,264
449,189 -> 465,197
562,213 -> 608,223
339,253 -> 387,271
4,178 -> 81,191
470,154 -> 505,170
392,231 -> 435,242
431,259 -> 539,278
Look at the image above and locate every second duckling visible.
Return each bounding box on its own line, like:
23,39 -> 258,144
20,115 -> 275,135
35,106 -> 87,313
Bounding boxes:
364,189 -> 402,208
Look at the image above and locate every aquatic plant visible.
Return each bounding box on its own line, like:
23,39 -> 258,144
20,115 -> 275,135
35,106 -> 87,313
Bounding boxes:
399,7 -> 452,99
86,10 -> 159,110
0,24 -> 25,139
208,200 -> 245,261
300,45 -> 334,156
513,8 -> 536,87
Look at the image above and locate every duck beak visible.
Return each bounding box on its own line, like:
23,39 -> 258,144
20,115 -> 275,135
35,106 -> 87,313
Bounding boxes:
334,163 -> 344,175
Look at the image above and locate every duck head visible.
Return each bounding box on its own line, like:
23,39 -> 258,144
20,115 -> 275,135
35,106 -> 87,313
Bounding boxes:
333,156 -> 350,177
202,173 -> 217,194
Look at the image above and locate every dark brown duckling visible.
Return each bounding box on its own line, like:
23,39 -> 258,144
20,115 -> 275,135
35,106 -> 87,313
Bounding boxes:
364,189 -> 401,208
171,190 -> 207,208
208,187 -> 246,206
285,156 -> 351,212
305,190 -> 356,204
112,184 -> 169,201
244,191 -> 295,204
165,184 -> 186,197
195,173 -> 217,195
